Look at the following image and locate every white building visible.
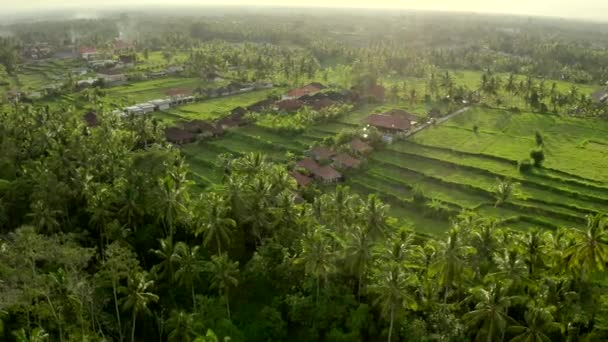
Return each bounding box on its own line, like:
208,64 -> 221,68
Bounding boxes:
138,103 -> 156,114
149,99 -> 172,111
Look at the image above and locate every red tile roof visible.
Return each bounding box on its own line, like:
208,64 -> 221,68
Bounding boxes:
164,127 -> 196,144
276,99 -> 304,111
296,158 -> 320,173
363,114 -> 411,131
383,109 -> 419,122
290,171 -> 313,187
315,166 -> 342,181
114,40 -> 133,50
287,83 -> 325,98
332,153 -> 361,168
350,138 -> 373,153
166,88 -> 193,97
309,98 -> 335,111
311,146 -> 337,160
79,47 -> 97,54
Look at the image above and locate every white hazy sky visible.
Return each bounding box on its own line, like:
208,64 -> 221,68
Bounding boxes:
3,0 -> 608,21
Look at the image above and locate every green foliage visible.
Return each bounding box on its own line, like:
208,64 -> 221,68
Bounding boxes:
530,148 -> 545,167
518,159 -> 533,173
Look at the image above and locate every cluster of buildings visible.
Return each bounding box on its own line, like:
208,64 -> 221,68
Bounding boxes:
291,138 -> 374,185
164,107 -> 249,145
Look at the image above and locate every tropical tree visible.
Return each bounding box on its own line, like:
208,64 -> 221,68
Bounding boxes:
121,272 -> 159,342
297,225 -> 337,304
370,253 -> 418,342
463,285 -> 516,342
495,178 -> 517,207
166,310 -> 198,342
564,214 -> 608,278
196,193 -> 235,255
203,254 -> 239,320
508,307 -> 562,342
343,225 -> 374,300
150,237 -> 177,282
173,242 -> 204,310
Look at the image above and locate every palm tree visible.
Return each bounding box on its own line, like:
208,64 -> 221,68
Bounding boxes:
463,285 -> 516,342
344,226 -> 373,300
430,229 -> 474,303
359,194 -> 389,240
469,219 -> 501,277
158,175 -> 189,241
196,193 -> 235,255
508,307 -> 562,342
521,229 -> 547,277
13,328 -> 49,342
297,226 -> 336,304
203,254 -> 239,320
165,310 -> 197,342
324,185 -> 357,231
121,272 -> 159,342
150,237 -> 177,282
492,249 -> 529,291
564,214 -> 608,279
370,260 -> 417,342
495,178 -> 517,207
173,242 -> 204,310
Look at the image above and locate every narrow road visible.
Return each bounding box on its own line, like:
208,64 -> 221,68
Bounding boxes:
404,106 -> 471,138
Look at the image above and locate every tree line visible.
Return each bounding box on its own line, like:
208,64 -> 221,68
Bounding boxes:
1,104 -> 608,341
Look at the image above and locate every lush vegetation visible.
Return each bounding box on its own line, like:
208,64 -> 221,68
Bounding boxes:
3,7 -> 608,342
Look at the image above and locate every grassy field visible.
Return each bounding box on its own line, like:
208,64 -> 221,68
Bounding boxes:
172,77 -> 608,235
159,88 -> 283,123
105,77 -> 204,105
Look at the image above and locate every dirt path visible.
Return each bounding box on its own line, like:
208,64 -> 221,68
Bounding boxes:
405,106 -> 471,138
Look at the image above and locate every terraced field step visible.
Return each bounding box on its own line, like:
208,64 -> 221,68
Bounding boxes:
391,141 -> 608,203
371,149 -> 606,216
346,182 -> 451,235
363,156 -> 586,226
399,140 -> 608,188
236,126 -> 309,152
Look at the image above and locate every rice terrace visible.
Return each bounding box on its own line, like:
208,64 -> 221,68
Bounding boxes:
4,3 -> 608,342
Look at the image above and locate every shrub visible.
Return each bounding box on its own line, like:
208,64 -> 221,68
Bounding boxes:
412,186 -> 426,206
518,159 -> 533,173
530,148 -> 545,167
535,130 -> 544,146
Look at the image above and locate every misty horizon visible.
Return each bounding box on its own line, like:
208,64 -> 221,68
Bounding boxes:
2,1 -> 608,23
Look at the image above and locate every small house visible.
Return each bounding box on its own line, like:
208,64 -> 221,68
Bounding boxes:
332,153 -> 361,169
164,127 -> 196,145
138,103 -> 156,114
310,146 -> 337,161
125,106 -> 144,115
79,47 -> 98,60
383,109 -> 419,125
290,171 -> 313,187
149,99 -> 172,111
363,114 -> 411,133
182,120 -> 223,137
296,158 -> 321,174
98,73 -> 127,87
314,166 -> 342,183
350,138 -> 373,154
276,99 -> 304,112
283,82 -> 326,100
